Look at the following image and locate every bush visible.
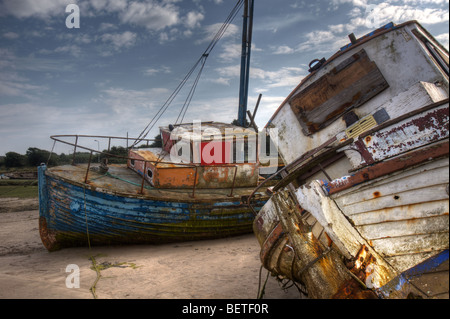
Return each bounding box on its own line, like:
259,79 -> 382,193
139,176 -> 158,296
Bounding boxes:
26,147 -> 58,166
5,152 -> 26,168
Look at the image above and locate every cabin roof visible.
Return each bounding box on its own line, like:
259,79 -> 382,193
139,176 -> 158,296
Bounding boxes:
160,121 -> 257,141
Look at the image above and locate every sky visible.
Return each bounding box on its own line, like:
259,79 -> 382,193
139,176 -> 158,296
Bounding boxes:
0,0 -> 449,156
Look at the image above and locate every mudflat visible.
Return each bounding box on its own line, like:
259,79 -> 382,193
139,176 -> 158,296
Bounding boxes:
0,198 -> 300,299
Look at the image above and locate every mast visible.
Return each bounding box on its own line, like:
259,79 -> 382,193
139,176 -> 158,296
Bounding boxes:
237,0 -> 254,127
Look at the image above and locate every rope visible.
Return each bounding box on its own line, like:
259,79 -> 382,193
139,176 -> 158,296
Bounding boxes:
46,140 -> 56,166
89,255 -> 101,299
296,246 -> 332,277
257,265 -> 270,299
131,0 -> 245,148
82,185 -> 100,299
175,55 -> 208,125
105,172 -> 154,190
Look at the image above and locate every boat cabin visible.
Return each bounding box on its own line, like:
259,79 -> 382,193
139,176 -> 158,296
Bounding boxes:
128,122 -> 260,189
268,21 -> 449,172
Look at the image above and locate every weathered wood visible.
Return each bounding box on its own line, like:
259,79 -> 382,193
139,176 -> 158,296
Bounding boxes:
330,157 -> 449,273
349,200 -> 449,225
253,21 -> 449,299
323,140 -> 449,196
356,215 -> 448,240
372,233 -> 449,257
357,104 -> 449,164
289,49 -> 389,134
295,180 -> 399,281
271,190 -> 354,299
335,160 -> 449,215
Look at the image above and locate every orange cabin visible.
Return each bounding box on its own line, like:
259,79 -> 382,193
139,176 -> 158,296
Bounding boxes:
128,122 -> 259,189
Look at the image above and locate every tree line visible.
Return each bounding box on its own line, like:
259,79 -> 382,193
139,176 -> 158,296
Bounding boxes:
1,135 -> 163,169
1,146 -> 129,168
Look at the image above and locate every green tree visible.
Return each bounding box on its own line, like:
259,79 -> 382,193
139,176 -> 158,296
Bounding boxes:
26,147 -> 58,166
150,133 -> 162,147
58,153 -> 71,165
100,146 -> 128,164
135,134 -> 162,148
231,118 -> 251,128
5,152 -> 26,168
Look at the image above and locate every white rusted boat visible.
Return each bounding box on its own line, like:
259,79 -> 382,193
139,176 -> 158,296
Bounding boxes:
250,21 -> 449,299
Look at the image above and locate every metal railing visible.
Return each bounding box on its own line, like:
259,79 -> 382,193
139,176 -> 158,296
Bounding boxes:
49,134 -> 240,198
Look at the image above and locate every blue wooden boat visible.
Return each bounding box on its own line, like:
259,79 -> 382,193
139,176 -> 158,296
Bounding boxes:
38,0 -> 270,251
38,159 -> 268,251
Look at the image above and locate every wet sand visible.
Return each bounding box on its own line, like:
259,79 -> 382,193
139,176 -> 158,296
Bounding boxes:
0,198 -> 300,299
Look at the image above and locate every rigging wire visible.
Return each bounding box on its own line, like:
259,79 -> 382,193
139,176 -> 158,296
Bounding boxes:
176,55 -> 208,125
131,0 -> 245,148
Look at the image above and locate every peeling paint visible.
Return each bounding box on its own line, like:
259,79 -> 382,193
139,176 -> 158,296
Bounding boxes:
38,165 -> 267,251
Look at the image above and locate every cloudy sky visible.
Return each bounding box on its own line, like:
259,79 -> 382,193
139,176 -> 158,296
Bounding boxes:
0,0 -> 448,156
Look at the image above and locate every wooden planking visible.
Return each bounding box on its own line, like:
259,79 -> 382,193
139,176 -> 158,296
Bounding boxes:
385,251 -> 447,274
333,159 -> 449,215
328,157 -> 448,273
355,214 -> 448,240
370,233 -> 449,257
333,157 -> 449,202
289,49 -> 389,134
349,200 -> 449,226
342,184 -> 448,216
39,164 -> 267,250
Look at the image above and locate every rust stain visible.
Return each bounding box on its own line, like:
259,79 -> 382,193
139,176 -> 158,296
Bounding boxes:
254,215 -> 264,231
39,217 -> 60,252
260,222 -> 285,268
325,232 -> 333,247
373,191 -> 381,198
327,141 -> 449,195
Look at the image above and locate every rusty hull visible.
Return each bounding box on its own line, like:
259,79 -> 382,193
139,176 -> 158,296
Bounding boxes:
253,190 -> 380,299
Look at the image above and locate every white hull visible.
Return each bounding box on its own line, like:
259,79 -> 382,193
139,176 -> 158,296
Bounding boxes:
252,21 -> 449,298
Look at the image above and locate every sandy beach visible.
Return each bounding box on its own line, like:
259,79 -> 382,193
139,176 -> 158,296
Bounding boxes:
0,197 -> 300,299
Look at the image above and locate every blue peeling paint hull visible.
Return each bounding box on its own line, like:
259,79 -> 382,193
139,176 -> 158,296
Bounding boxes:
38,165 -> 265,251
377,250 -> 449,298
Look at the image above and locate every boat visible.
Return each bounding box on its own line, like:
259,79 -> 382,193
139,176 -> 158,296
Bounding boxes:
249,21 -> 449,299
37,0 -> 272,251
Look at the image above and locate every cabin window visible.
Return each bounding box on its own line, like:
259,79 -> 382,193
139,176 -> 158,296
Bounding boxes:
130,159 -> 135,166
147,168 -> 153,179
